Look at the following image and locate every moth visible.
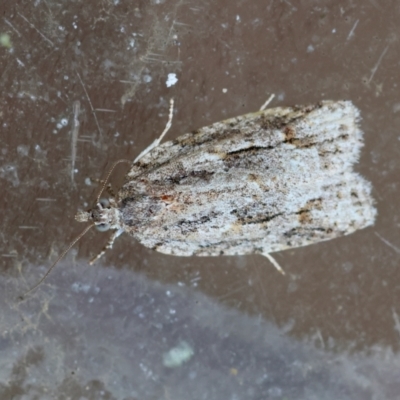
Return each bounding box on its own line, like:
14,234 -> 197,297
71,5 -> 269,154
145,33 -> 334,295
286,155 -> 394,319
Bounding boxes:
79,98 -> 376,266
26,98 -> 376,295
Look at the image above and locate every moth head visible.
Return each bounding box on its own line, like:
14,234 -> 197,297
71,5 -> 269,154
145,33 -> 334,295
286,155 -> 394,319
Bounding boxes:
75,198 -> 120,232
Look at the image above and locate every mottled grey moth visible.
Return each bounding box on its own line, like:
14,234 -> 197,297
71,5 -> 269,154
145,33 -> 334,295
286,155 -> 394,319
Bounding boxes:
78,99 -> 376,270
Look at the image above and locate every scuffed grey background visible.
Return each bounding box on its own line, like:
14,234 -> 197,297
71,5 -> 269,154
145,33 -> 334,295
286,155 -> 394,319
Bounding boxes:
1,0 -> 399,399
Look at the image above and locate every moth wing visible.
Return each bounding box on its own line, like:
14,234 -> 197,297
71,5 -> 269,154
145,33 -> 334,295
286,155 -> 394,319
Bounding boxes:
127,100 -> 361,180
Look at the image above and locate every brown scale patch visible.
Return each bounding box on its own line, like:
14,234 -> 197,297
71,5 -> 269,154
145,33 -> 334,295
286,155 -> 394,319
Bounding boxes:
247,173 -> 257,181
160,194 -> 174,203
286,137 -> 316,148
175,130 -> 220,147
307,198 -> 323,210
247,173 -> 264,186
298,210 -> 312,224
259,115 -> 288,131
297,198 -> 323,224
291,103 -> 321,113
259,104 -> 321,131
284,126 -> 296,142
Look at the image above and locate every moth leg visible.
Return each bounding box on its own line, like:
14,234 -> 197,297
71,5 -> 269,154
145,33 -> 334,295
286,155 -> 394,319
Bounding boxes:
134,98 -> 175,163
259,94 -> 275,111
261,252 -> 286,275
89,228 -> 124,265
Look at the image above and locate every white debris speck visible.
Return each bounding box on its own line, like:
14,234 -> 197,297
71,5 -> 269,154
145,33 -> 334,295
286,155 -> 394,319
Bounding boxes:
163,341 -> 194,368
166,73 -> 178,87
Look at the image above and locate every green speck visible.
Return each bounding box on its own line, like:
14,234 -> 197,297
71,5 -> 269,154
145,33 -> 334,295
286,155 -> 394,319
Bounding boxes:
0,33 -> 12,48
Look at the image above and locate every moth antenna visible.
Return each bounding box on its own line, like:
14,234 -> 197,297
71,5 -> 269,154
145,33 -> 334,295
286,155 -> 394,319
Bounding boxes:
133,98 -> 174,163
95,159 -> 131,203
21,223 -> 94,299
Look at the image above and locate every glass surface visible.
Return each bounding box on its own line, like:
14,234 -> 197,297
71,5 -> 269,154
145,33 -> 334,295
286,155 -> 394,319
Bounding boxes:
1,1 -> 399,399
